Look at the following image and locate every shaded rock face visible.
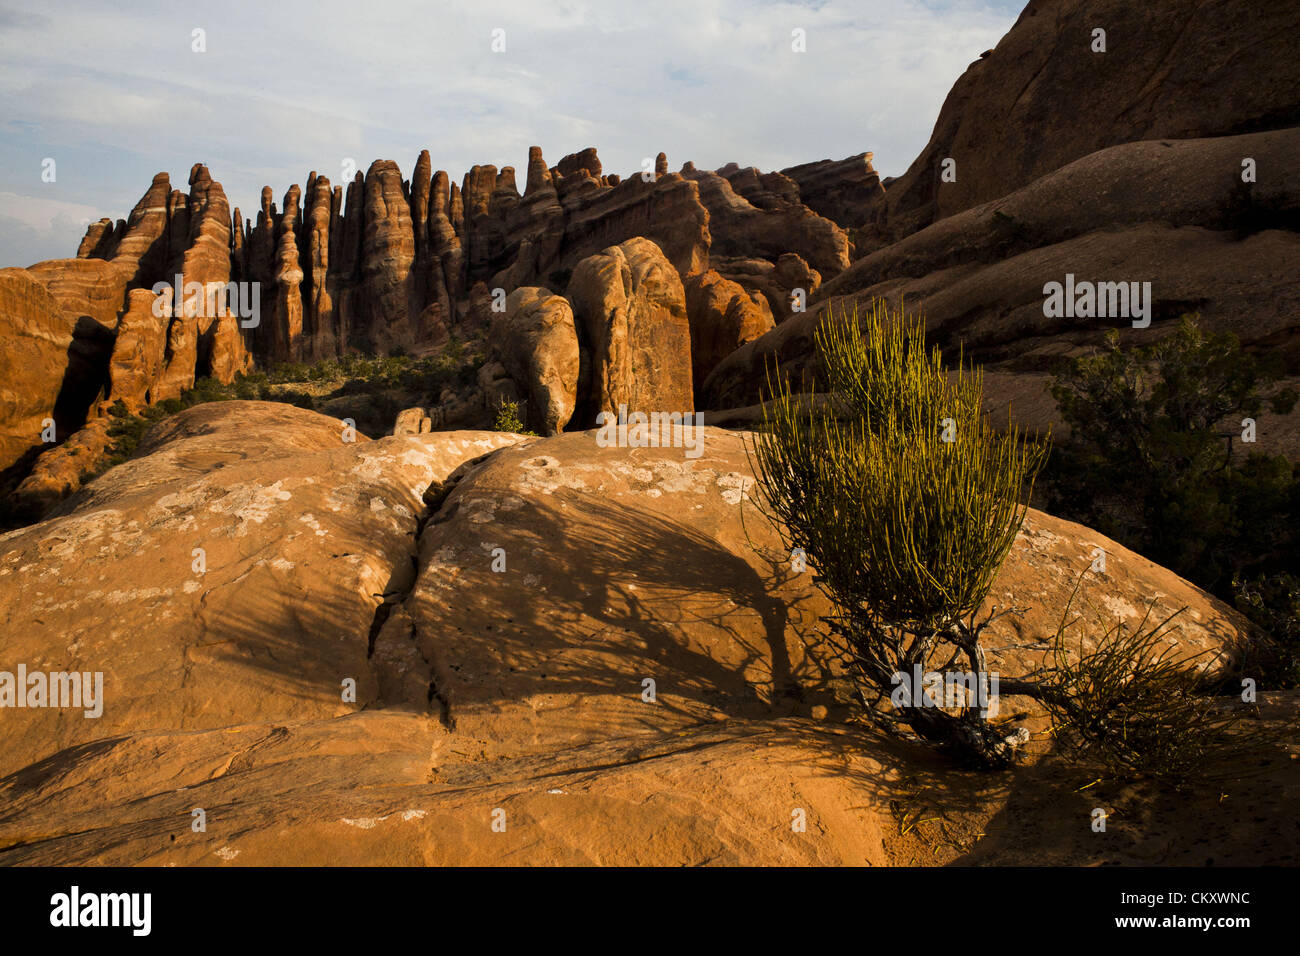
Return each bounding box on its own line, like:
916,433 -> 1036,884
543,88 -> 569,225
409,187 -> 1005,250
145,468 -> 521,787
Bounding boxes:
711,252 -> 822,323
718,163 -> 801,210
779,153 -> 885,231
702,127 -> 1300,447
681,162 -> 850,279
683,270 -> 775,396
0,402 -> 1247,865
490,287 -> 580,436
566,237 -> 694,425
861,0 -> 1300,249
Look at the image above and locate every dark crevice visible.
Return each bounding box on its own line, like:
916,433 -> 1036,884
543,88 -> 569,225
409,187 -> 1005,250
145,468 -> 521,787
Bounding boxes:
365,602 -> 393,659
424,624 -> 456,732
51,316 -> 115,436
365,443 -> 517,723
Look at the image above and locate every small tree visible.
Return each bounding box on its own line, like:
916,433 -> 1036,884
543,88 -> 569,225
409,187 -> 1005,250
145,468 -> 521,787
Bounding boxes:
751,301 -> 1048,766
1049,317 -> 1299,689
1048,316 -> 1297,589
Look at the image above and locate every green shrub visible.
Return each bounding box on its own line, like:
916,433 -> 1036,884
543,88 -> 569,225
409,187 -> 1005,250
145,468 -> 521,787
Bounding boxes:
752,301 -> 1264,776
1049,316 -> 1297,587
1232,573 -> 1300,688
1048,316 -> 1299,686
491,398 -> 535,436
751,300 -> 1047,766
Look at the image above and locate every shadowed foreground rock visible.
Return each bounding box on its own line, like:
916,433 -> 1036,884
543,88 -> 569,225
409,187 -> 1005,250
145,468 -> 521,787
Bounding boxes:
0,402 -> 1284,867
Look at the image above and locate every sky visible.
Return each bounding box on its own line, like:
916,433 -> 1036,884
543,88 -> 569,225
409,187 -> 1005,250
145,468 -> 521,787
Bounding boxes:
0,0 -> 1024,269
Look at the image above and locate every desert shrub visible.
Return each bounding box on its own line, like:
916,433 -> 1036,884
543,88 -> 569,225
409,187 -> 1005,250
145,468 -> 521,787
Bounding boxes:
268,361 -> 313,383
1049,316 -> 1297,587
752,301 -> 1262,776
283,341 -> 485,404
1232,573 -> 1300,689
234,375 -> 263,400
1048,316 -> 1299,685
1042,583 -> 1255,783
751,300 -> 1047,766
104,407 -> 154,467
491,398 -> 535,436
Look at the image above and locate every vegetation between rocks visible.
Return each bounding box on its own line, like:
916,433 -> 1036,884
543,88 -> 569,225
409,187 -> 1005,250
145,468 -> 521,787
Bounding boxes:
751,301 -> 1261,777
490,397 -> 537,436
1047,317 -> 1300,689
76,340 -> 489,509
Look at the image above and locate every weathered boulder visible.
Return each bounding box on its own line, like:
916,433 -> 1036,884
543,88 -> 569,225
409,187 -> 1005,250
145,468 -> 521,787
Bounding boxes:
566,237 -> 694,425
0,269 -> 72,470
11,417 -> 112,510
683,270 -> 774,396
0,404 -> 1253,865
491,287 -> 580,435
393,406 -> 433,435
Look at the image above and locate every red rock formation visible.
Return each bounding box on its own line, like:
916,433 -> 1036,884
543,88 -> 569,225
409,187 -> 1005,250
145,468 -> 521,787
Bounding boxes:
566,237 -> 694,425
106,288 -> 168,411
360,160 -> 417,353
779,153 -> 884,230
304,174 -> 334,358
861,0 -> 1300,249
76,219 -> 118,259
555,165 -> 710,279
4,142 -> 889,480
0,269 -> 71,469
711,253 -> 822,321
683,270 -> 774,396
179,165 -> 248,382
681,163 -> 848,279
555,147 -> 602,183
718,163 -> 801,210
272,183 -> 305,362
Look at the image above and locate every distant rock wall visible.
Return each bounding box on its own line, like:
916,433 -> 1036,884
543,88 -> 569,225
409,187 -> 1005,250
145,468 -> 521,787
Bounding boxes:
2,142 -> 874,470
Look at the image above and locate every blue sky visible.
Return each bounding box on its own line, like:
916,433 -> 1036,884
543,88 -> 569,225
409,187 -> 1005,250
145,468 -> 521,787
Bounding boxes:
0,0 -> 1023,268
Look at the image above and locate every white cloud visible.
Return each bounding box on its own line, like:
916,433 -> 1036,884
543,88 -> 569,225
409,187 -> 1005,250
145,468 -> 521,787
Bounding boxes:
0,190 -> 102,232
